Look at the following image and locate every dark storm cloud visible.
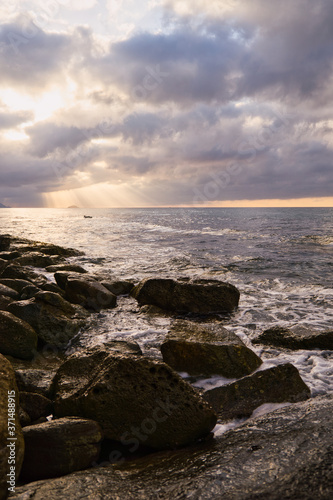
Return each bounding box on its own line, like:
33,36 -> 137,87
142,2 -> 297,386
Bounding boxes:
1,0 -> 333,206
0,18 -> 73,88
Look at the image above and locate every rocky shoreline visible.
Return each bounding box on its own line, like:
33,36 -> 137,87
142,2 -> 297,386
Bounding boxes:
0,234 -> 332,499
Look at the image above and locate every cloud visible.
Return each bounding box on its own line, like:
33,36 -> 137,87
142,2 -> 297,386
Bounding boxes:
0,109 -> 33,129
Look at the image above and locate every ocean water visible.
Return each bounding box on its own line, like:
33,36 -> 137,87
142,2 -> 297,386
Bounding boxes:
1,207 -> 332,400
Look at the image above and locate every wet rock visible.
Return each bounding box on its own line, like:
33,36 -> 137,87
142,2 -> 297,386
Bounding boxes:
65,278 -> 117,311
54,271 -> 96,291
0,234 -> 10,251
203,363 -> 311,420
0,251 -> 21,261
10,395 -> 333,500
80,341 -> 143,357
13,252 -> 63,268
52,350 -> 217,450
7,295 -> 87,348
45,264 -> 87,273
11,237 -> 83,257
131,278 -> 240,314
0,278 -> 36,293
0,283 -> 19,299
0,258 -> 7,274
40,282 -> 65,295
15,369 -> 57,398
161,320 -> 262,377
0,354 -> 24,498
20,284 -> 41,300
19,392 -> 53,423
253,325 -> 333,350
1,265 -> 47,288
0,295 -> 13,311
19,417 -> 103,482
0,311 -> 38,360
101,280 -> 135,296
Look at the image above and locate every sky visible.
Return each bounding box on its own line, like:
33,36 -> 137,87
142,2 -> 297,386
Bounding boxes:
0,0 -> 332,208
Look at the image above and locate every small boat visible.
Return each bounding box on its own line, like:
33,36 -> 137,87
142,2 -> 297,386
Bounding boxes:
84,215 -> 93,218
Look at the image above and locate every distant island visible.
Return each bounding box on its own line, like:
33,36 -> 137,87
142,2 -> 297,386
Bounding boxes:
67,205 -> 80,208
0,203 -> 9,208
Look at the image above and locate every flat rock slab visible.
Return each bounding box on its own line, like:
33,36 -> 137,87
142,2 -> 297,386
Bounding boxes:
11,395 -> 333,500
253,325 -> 333,350
0,311 -> 38,360
52,350 -> 217,450
161,320 -> 262,377
131,278 -> 240,314
20,417 -> 103,482
203,363 -> 311,420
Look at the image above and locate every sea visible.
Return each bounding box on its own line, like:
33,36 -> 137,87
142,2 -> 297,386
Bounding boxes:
1,207 -> 332,420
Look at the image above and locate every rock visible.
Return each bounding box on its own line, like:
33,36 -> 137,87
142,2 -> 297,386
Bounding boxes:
11,237 -> 83,257
161,320 -> 262,377
20,284 -> 42,299
0,354 -> 24,498
52,350 -> 217,450
101,280 -> 135,295
19,392 -> 53,423
253,325 -> 333,350
54,271 -> 96,291
40,282 -> 65,295
203,363 -> 311,420
13,252 -> 63,268
81,341 -> 143,357
19,417 -> 103,482
0,311 -> 38,360
45,264 -> 87,273
1,265 -> 47,288
65,278 -> 117,311
0,251 -> 21,261
131,278 -> 240,314
7,296 -> 87,348
0,283 -> 19,299
0,258 -> 7,274
0,278 -> 37,293
0,234 -> 10,251
19,407 -> 31,428
10,395 -> 333,500
0,295 -> 13,311
15,369 -> 57,398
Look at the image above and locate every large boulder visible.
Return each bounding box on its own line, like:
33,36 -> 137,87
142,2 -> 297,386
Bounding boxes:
65,278 -> 117,311
19,417 -> 103,482
10,395 -> 333,500
7,293 -> 88,348
253,325 -> 333,350
0,354 -> 24,499
203,363 -> 311,420
0,311 -> 38,360
131,278 -> 240,314
0,265 -> 47,288
161,320 -> 262,377
52,350 -> 217,450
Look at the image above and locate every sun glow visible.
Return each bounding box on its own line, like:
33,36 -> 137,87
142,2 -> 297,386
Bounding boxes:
1,88 -> 67,122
